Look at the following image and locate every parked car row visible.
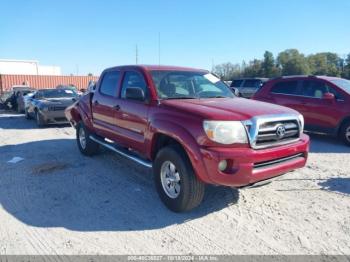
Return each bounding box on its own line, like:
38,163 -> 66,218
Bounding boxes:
252,75 -> 350,146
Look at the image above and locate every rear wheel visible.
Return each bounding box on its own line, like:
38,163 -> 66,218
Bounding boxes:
35,110 -> 46,127
24,108 -> 31,119
153,145 -> 205,212
340,120 -> 350,146
76,122 -> 99,156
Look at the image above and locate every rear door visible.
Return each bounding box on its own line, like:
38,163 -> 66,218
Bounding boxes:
91,70 -> 121,139
266,80 -> 304,113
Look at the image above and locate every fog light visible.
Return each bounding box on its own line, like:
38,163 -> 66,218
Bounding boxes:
218,160 -> 227,171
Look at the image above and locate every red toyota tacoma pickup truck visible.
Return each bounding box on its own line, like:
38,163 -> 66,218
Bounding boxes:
65,65 -> 309,212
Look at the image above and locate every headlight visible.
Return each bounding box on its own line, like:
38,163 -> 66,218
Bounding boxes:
40,105 -> 49,112
298,114 -> 304,133
203,120 -> 248,144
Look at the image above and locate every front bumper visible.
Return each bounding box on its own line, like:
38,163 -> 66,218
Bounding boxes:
40,110 -> 69,124
199,134 -> 309,187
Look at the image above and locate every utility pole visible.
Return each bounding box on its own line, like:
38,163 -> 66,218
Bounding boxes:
158,32 -> 161,66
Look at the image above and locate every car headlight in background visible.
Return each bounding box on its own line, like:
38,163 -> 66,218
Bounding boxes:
203,120 -> 248,144
298,114 -> 304,133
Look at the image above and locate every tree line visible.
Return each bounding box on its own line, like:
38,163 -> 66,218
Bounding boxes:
212,49 -> 350,80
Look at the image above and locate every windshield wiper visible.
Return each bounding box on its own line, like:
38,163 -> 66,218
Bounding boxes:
206,95 -> 230,98
163,96 -> 198,100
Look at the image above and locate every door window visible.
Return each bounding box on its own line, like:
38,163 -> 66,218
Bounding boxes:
243,80 -> 260,88
231,80 -> 243,87
99,71 -> 121,97
271,81 -> 299,95
121,71 -> 148,100
301,80 -> 327,98
327,86 -> 344,100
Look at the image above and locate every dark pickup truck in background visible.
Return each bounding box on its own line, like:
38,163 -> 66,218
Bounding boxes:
65,65 -> 309,212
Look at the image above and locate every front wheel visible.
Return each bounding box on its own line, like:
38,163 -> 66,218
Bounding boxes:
35,110 -> 46,127
340,120 -> 350,146
25,108 -> 31,119
153,145 -> 205,212
76,122 -> 99,156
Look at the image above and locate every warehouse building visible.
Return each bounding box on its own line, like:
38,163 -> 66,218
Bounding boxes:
0,59 -> 61,76
0,59 -> 99,93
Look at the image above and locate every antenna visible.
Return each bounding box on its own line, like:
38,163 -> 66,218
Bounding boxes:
158,32 -> 161,66
135,45 -> 138,64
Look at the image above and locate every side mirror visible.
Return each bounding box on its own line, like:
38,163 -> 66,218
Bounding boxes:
125,87 -> 145,101
232,88 -> 240,97
323,92 -> 335,100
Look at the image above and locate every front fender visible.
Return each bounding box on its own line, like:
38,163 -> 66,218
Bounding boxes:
148,119 -> 213,184
65,100 -> 94,131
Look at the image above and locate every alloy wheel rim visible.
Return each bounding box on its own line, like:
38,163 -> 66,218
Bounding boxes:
160,161 -> 181,199
79,127 -> 87,149
346,126 -> 350,142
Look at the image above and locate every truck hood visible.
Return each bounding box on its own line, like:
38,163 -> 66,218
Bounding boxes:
39,97 -> 77,106
160,98 -> 299,121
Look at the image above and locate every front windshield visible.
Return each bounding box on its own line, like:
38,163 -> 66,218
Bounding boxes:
40,89 -> 77,98
151,71 -> 234,99
331,79 -> 350,93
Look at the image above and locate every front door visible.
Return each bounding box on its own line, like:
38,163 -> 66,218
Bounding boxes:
114,70 -> 150,155
299,80 -> 340,132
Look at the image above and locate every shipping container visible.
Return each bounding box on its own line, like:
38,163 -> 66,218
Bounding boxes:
0,74 -> 99,93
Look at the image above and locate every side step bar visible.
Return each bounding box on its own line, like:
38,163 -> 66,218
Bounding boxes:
89,135 -> 153,168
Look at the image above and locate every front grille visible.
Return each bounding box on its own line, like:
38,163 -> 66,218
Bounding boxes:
49,106 -> 66,111
256,120 -> 299,147
243,114 -> 302,149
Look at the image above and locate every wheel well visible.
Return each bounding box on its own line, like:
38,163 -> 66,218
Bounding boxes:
71,108 -> 82,123
338,116 -> 350,135
151,133 -> 185,160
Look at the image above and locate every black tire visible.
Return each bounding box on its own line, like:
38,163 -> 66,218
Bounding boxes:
76,121 -> 99,156
340,120 -> 350,146
24,108 -> 31,119
153,145 -> 205,212
35,110 -> 46,127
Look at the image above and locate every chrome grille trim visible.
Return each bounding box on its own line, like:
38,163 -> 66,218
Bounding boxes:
243,114 -> 303,149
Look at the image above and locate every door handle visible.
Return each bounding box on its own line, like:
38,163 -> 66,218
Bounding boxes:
113,105 -> 120,110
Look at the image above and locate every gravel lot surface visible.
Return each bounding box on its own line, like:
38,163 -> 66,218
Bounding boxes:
0,111 -> 349,255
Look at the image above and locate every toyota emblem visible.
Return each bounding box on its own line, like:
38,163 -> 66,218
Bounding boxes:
276,125 -> 286,139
